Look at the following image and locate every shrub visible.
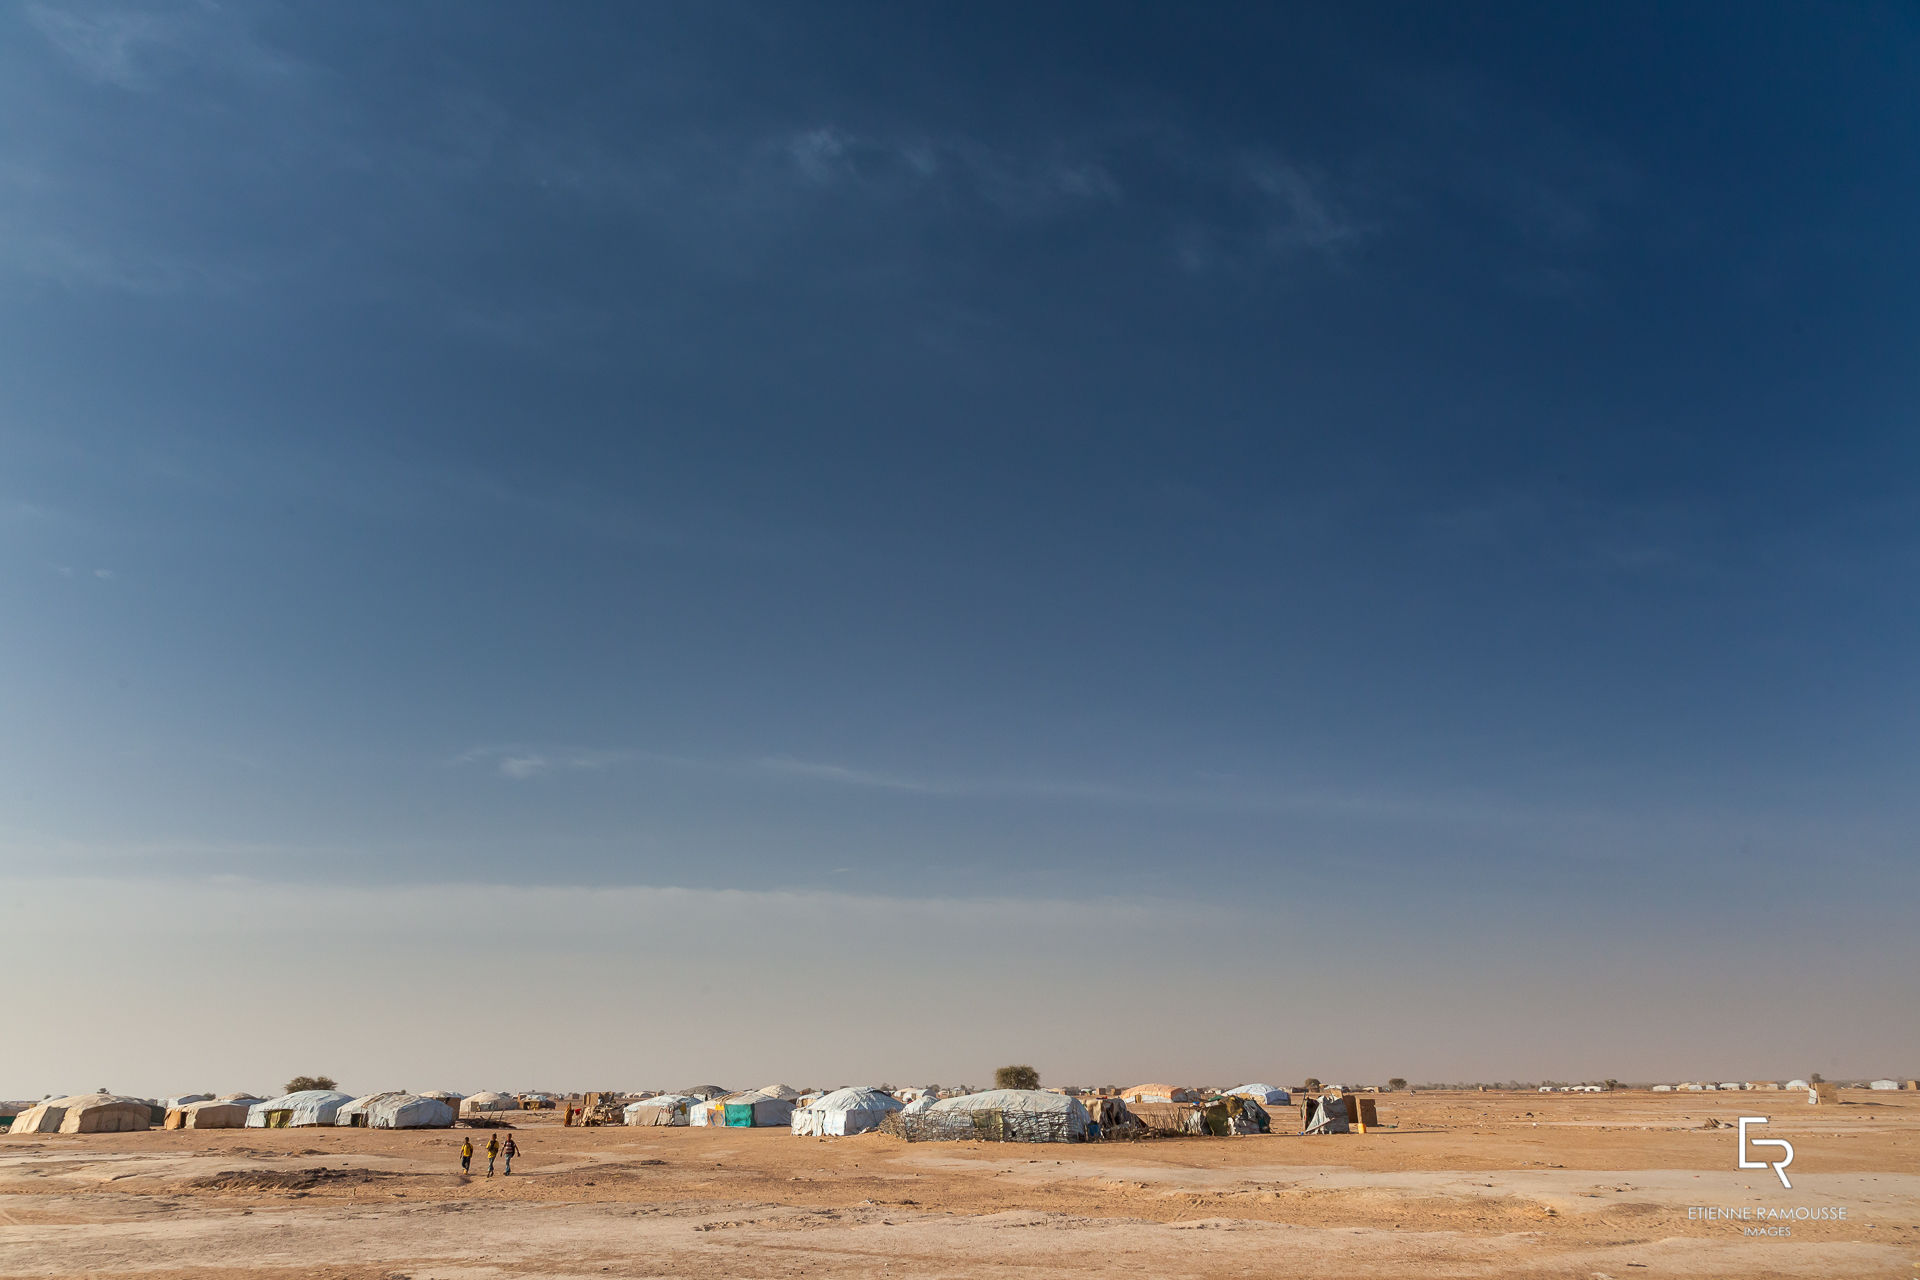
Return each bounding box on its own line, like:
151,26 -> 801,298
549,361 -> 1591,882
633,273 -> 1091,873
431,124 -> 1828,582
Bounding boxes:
1302,1076 -> 1322,1091
1387,1078 -> 1408,1092
994,1065 -> 1040,1090
284,1075 -> 339,1094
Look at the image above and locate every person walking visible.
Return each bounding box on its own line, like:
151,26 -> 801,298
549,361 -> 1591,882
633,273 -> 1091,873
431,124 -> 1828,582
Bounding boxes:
459,1136 -> 473,1174
502,1133 -> 518,1175
485,1133 -> 500,1177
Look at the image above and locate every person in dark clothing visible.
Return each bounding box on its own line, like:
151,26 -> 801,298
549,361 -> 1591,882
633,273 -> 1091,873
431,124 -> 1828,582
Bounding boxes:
485,1133 -> 500,1176
459,1137 -> 473,1173
502,1134 -> 518,1175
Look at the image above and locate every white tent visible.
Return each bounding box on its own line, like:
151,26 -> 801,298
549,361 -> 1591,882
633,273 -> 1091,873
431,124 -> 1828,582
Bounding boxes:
626,1095 -> 693,1126
1224,1083 -> 1290,1105
1784,1079 -> 1809,1090
164,1093 -> 213,1109
1121,1083 -> 1196,1104
1870,1079 -> 1899,1090
930,1089 -> 1090,1140
368,1094 -> 455,1128
755,1084 -> 802,1101
460,1091 -> 519,1115
336,1092 -> 406,1127
791,1087 -> 903,1136
248,1090 -> 354,1128
1651,1084 -> 1674,1092
689,1095 -> 730,1126
901,1094 -> 938,1115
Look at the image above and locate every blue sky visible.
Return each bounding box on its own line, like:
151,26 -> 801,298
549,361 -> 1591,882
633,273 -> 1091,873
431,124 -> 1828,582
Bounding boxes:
2,2 -> 1916,1087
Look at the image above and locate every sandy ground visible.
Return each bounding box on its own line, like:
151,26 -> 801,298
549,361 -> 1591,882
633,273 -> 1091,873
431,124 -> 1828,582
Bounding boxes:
3,1090 -> 1916,1279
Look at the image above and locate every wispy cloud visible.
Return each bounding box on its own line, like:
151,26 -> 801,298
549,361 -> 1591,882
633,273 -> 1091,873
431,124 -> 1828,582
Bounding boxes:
23,0 -> 298,91
453,744 -> 653,781
755,755 -> 947,794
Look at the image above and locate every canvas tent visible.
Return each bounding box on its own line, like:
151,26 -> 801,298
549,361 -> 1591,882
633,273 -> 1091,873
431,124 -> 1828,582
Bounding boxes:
754,1084 -> 802,1101
1122,1083 -> 1196,1104
689,1095 -> 732,1126
1224,1083 -> 1290,1105
164,1093 -> 213,1109
920,1089 -> 1091,1142
1300,1095 -> 1351,1134
368,1094 -> 455,1128
725,1092 -> 796,1128
10,1094 -> 150,1135
421,1091 -> 464,1111
248,1090 -> 353,1128
164,1100 -> 250,1129
625,1094 -> 693,1126
791,1087 -> 903,1136
461,1091 -> 519,1115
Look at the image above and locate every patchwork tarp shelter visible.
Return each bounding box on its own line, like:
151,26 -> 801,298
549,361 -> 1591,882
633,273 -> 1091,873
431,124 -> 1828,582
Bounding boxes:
689,1095 -> 732,1126
336,1093 -> 406,1127
678,1084 -> 728,1101
1224,1083 -> 1290,1105
900,1094 -> 938,1115
421,1091 -> 465,1111
248,1090 -> 353,1128
164,1100 -> 250,1129
1300,1095 -> 1351,1134
791,1087 -> 903,1136
625,1095 -> 693,1126
1122,1083 -> 1196,1104
10,1094 -> 151,1135
910,1089 -> 1091,1142
460,1091 -> 519,1114
725,1092 -> 796,1128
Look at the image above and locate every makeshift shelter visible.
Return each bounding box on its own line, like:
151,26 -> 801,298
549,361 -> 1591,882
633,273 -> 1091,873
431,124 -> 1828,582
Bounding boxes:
1224,1083 -> 1290,1105
8,1099 -> 70,1134
725,1091 -> 796,1128
1300,1095 -> 1351,1134
163,1100 -> 250,1130
460,1091 -> 519,1115
1126,1101 -> 1208,1135
1784,1079 -> 1810,1090
893,1089 -> 1090,1142
368,1094 -> 455,1128
336,1093 -> 405,1127
1122,1083 -> 1197,1104
421,1091 -> 464,1111
625,1094 -> 693,1126
248,1090 -> 353,1128
689,1095 -> 733,1126
164,1093 -> 213,1109
1651,1084 -> 1674,1092
677,1084 -> 728,1101
1084,1096 -> 1139,1135
754,1084 -> 802,1101
1870,1079 -> 1899,1090
11,1094 -> 150,1134
900,1094 -> 938,1115
791,1087 -> 902,1136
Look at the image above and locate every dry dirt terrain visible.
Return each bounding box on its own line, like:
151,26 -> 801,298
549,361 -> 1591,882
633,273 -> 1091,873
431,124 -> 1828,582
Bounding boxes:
3,1090 -> 1916,1279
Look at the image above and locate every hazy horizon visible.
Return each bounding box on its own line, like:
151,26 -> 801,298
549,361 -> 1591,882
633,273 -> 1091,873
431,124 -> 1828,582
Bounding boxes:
4,1 -> 1916,1093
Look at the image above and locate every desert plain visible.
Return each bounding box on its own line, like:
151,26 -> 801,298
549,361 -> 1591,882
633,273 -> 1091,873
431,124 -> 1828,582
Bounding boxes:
2,1089 -> 1916,1280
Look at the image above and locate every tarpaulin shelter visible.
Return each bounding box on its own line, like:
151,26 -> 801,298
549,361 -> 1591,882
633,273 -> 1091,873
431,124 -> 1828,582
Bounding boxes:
678,1084 -> 728,1101
791,1087 -> 902,1136
164,1100 -> 250,1129
1301,1095 -> 1351,1134
725,1092 -> 796,1128
248,1090 -> 353,1128
911,1089 -> 1090,1142
10,1094 -> 150,1134
1122,1083 -> 1196,1104
625,1094 -> 693,1126
460,1091 -> 519,1115
1224,1083 -> 1290,1105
